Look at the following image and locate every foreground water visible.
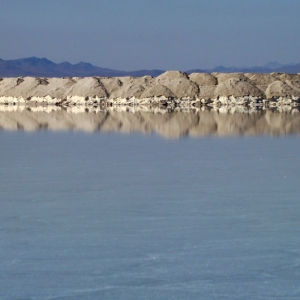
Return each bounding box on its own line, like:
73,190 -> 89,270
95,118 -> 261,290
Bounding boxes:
1,125 -> 300,299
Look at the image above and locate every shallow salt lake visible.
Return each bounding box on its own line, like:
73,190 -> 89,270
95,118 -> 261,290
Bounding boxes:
1,129 -> 300,299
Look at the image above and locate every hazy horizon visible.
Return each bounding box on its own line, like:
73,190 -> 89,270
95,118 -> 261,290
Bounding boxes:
1,0 -> 299,71
1,56 -> 299,72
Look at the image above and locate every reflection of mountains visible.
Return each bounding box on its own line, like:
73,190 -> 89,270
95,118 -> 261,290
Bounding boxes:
1,106 -> 300,138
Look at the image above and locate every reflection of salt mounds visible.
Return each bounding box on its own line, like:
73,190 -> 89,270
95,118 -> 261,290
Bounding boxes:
0,104 -> 26,112
1,71 -> 300,107
1,104 -> 300,138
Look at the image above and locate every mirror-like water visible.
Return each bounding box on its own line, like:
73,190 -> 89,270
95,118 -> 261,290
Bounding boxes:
1,105 -> 300,138
1,119 -> 300,299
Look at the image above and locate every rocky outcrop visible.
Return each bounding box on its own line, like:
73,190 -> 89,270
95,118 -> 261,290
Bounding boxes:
1,71 -> 300,108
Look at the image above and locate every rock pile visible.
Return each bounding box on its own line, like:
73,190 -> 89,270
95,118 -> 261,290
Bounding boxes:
1,71 -> 300,107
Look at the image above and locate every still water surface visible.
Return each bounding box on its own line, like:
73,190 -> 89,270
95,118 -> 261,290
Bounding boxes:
1,129 -> 300,299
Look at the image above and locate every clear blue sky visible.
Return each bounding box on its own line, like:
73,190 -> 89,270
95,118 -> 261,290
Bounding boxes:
0,0 -> 299,70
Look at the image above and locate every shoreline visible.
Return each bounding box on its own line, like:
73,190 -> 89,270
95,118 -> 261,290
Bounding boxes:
1,102 -> 300,114
0,95 -> 300,109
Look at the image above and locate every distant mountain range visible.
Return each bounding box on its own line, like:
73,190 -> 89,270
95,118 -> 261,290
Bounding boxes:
186,61 -> 300,75
0,57 -> 299,77
0,57 -> 164,78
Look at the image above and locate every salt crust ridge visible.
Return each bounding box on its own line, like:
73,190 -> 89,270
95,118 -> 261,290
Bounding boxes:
1,71 -> 300,108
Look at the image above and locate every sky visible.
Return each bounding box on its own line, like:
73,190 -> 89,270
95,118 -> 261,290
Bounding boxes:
0,0 -> 299,71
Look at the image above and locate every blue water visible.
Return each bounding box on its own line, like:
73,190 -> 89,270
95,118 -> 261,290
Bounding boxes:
1,131 -> 300,299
